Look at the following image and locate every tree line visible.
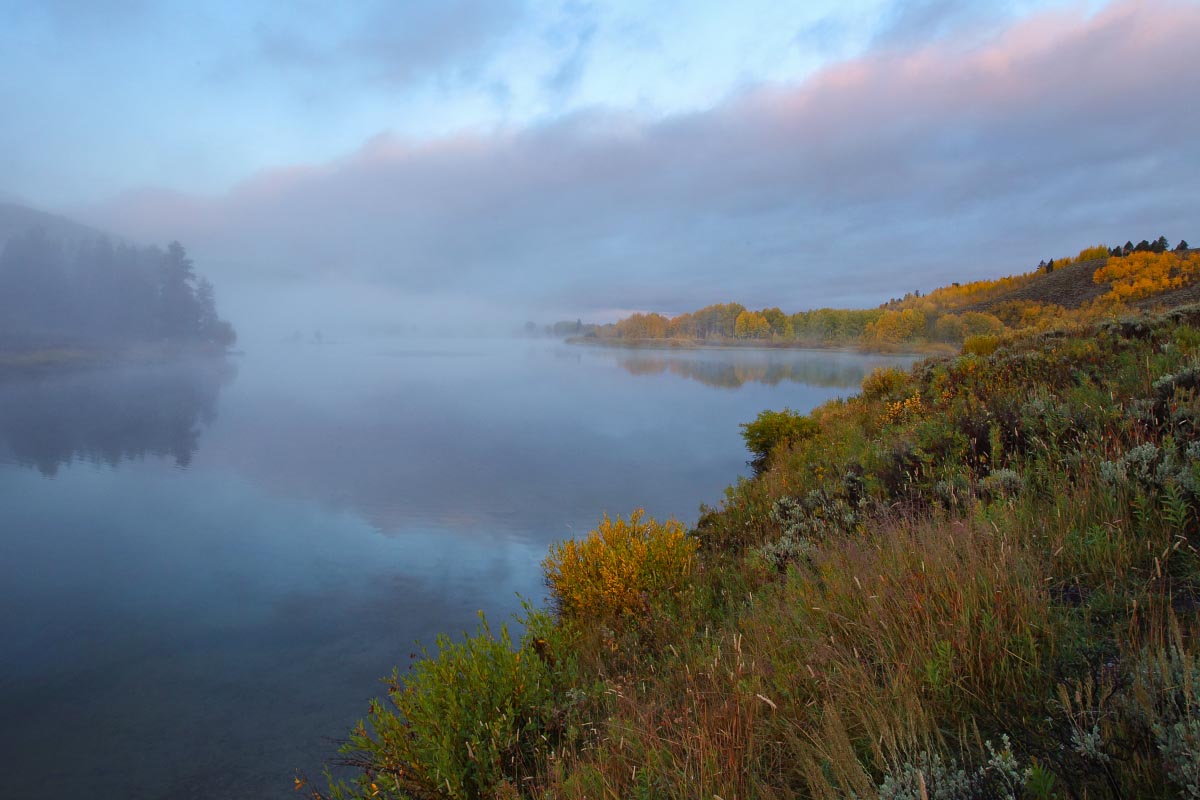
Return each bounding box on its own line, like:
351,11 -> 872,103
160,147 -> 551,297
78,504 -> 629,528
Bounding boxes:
583,235 -> 1195,351
1037,236 -> 1188,272
0,228 -> 236,352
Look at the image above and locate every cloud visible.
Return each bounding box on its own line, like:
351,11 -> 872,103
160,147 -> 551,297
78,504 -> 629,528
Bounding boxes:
7,0 -> 154,35
541,1 -> 599,102
86,0 -> 1200,320
794,14 -> 857,57
211,0 -> 528,93
350,0 -> 527,87
870,0 -> 1011,49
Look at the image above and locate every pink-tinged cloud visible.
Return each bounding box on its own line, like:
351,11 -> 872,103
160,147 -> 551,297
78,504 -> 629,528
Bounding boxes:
85,0 -> 1200,318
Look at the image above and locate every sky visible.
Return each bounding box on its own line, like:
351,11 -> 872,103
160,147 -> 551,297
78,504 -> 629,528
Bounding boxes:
2,0 -> 1197,326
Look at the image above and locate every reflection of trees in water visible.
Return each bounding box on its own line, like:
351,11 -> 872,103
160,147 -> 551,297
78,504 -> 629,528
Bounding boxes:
0,359 -> 234,475
615,353 -> 905,389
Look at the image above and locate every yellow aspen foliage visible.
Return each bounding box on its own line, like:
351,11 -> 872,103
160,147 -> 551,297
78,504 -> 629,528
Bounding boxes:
864,308 -> 926,345
613,312 -> 670,339
543,510 -> 698,624
734,310 -> 771,339
893,275 -> 1035,314
1094,251 -> 1200,302
1075,244 -> 1111,262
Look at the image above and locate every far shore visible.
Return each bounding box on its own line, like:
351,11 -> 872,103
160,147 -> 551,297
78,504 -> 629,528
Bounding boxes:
564,335 -> 950,358
0,342 -> 236,376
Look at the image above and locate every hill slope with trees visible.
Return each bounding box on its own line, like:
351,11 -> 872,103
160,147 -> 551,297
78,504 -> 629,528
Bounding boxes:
0,204 -> 235,366
580,237 -> 1195,352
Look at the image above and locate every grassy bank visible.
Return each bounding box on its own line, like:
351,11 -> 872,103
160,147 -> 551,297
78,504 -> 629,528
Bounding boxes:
319,306 -> 1200,800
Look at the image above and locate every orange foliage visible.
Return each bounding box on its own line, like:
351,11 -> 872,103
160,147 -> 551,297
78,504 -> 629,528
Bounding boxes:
892,275 -> 1036,315
1093,251 -> 1200,303
613,312 -> 670,339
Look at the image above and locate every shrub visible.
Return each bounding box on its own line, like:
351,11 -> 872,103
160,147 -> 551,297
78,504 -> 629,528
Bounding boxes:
328,612 -> 580,800
756,491 -> 863,571
740,407 -> 819,472
1133,641 -> 1200,798
771,490 -> 861,541
882,392 -> 924,425
862,366 -> 910,401
876,738 -> 1029,800
980,468 -> 1024,500
963,334 -> 1001,357
543,510 -> 698,625
1153,363 -> 1200,401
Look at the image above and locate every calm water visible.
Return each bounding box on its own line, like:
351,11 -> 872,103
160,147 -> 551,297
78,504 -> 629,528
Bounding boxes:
0,339 -> 912,798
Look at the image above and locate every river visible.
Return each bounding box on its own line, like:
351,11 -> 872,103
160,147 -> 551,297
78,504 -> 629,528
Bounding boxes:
0,338 -> 912,798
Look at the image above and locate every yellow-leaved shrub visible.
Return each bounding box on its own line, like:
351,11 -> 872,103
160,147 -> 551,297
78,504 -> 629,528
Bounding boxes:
543,510 -> 698,624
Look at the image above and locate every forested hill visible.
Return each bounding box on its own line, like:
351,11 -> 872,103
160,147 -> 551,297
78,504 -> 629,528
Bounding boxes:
583,237 -> 1196,351
0,201 -> 106,246
0,204 -> 235,357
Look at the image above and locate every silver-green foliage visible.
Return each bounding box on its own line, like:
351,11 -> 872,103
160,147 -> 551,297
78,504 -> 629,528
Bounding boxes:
1134,645 -> 1200,798
1099,440 -> 1200,497
876,738 -> 1028,800
980,468 -> 1024,500
758,490 -> 861,570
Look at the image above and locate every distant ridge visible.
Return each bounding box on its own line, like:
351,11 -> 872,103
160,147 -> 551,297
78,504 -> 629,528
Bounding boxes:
0,201 -> 112,247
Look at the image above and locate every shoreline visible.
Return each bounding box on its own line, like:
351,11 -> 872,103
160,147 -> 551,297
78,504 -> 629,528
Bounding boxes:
0,342 -> 236,377
564,335 -> 950,358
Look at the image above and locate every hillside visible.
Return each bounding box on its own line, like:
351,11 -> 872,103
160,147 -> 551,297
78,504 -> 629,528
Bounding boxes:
958,256 -> 1111,312
579,241 -> 1198,352
1134,278 -> 1200,310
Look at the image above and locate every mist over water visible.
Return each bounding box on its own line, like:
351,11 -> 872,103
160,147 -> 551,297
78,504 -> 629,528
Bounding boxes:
0,338 -> 911,798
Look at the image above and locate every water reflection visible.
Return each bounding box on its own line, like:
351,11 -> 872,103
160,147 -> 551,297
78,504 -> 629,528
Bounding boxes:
0,358 -> 234,475
0,340 -> 911,799
608,347 -> 910,389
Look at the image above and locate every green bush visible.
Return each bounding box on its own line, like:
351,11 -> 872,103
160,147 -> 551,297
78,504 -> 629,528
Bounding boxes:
328,611 -> 585,800
861,366 -> 910,400
739,407 -> 818,473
